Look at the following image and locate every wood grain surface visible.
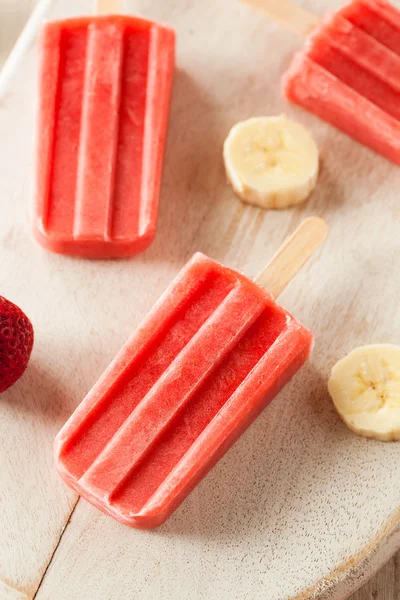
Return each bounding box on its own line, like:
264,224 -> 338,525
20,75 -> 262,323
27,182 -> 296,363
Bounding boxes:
0,1 -> 399,599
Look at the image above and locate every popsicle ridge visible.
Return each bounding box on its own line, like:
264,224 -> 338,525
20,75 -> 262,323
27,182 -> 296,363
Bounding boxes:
56,255 -> 235,479
42,24 -> 88,238
307,15 -> 400,118
139,24 -> 175,238
137,319 -> 311,528
55,253 -> 313,527
73,21 -> 124,241
107,23 -> 151,242
343,0 -> 400,53
283,0 -> 400,165
80,283 -> 267,501
34,15 -> 175,257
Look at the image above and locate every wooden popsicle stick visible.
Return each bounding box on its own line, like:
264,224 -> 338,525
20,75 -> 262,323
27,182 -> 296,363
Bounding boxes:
96,0 -> 121,14
255,217 -> 328,298
241,0 -> 319,38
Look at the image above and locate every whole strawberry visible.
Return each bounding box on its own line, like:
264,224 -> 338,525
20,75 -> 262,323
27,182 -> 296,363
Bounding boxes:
0,296 -> 34,393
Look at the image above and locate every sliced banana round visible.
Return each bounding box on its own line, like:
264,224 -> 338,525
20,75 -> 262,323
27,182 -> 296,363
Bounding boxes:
223,115 -> 319,209
328,344 -> 400,442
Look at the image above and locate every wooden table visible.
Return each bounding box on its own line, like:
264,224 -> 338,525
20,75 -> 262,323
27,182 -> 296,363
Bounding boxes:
1,1 -> 399,599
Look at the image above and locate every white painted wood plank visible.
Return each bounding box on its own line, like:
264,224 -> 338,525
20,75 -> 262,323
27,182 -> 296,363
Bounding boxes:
32,0 -> 400,599
0,580 -> 30,600
0,0 -> 399,599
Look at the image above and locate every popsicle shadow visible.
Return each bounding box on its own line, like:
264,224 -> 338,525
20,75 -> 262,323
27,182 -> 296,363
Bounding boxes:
155,364 -> 348,541
319,141 -> 393,209
141,68 -> 226,264
287,112 -> 397,216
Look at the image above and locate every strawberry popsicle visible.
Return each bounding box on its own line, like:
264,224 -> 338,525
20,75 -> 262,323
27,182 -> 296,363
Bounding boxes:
55,218 -> 327,529
34,15 -> 175,258
283,0 -> 400,165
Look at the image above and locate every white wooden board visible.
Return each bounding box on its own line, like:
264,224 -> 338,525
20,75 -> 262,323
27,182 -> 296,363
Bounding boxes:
0,0 -> 400,599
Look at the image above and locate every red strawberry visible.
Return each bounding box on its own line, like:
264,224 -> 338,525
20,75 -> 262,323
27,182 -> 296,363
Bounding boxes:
0,296 -> 34,393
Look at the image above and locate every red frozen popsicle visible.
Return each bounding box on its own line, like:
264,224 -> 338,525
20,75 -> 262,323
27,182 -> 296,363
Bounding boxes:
244,0 -> 400,166
55,218 -> 327,528
34,11 -> 175,258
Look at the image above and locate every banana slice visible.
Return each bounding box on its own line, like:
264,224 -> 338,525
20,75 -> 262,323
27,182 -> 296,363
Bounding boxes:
223,115 -> 319,209
328,344 -> 400,442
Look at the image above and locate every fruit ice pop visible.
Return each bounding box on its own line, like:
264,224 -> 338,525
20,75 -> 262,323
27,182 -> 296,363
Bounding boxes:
54,219 -> 327,529
283,0 -> 400,165
34,15 -> 175,258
